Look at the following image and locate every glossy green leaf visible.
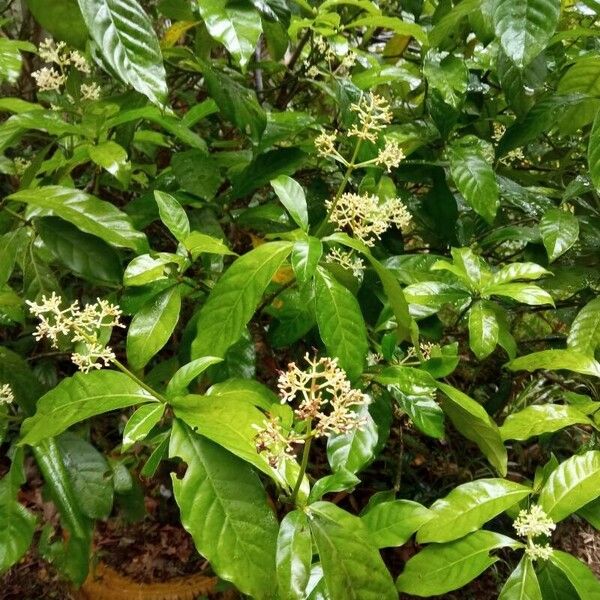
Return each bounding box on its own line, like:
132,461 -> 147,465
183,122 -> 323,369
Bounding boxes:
490,263 -> 551,285
271,175 -> 309,230
483,283 -> 554,306
492,0 -> 560,68
166,356 -> 223,398
549,550 -> 600,599
500,404 -> 594,441
123,253 -> 184,286
122,403 -> 165,450
126,286 -> 181,370
498,556 -> 542,600
538,450 -> 600,522
589,111 -> 600,192
183,231 -> 235,258
537,561 -> 578,599
506,350 -> 600,378
567,297 -> 600,358
25,0 -> 88,47
276,510 -> 313,600
468,301 -> 499,359
0,347 -> 42,416
396,530 -> 521,596
417,479 -> 531,544
9,186 -> 148,254
191,241 -> 292,359
291,237 -> 322,284
437,383 -> 507,475
76,0 -> 168,105
169,420 -> 278,600
88,141 -> 130,185
540,208 -> 579,262
314,266 -> 368,380
171,149 -> 221,200
448,135 -> 499,223
154,190 -> 190,242
20,371 -> 158,446
362,500 -> 433,548
345,16 -> 427,44
308,501 -> 397,600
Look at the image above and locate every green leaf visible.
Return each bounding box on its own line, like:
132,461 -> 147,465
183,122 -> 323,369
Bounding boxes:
25,0 -> 88,48
88,141 -> 130,186
166,356 -> 223,398
308,501 -> 397,600
483,283 -> 554,306
437,382 -> 507,475
490,263 -> 551,285
468,301 -> 499,359
126,286 -> 181,370
549,550 -> 600,600
538,450 -> 600,522
314,266 -> 368,380
0,347 -> 42,416
171,149 -> 221,200
537,562 -> 578,599
271,175 -> 309,230
396,530 -> 520,596
35,217 -> 122,285
9,186 -> 148,254
0,39 -> 34,84
169,420 -> 278,599
362,500 -> 433,548
500,404 -> 594,441
448,135 -> 499,223
76,0 -> 168,105
589,111 -> 600,192
498,556 -> 542,600
154,190 -> 190,242
327,402 -> 378,475
56,432 -> 113,520
0,450 -> 36,574
345,16 -> 427,45
123,253 -> 184,286
191,241 -> 293,359
506,350 -> 600,378
539,208 -> 579,262
122,403 -> 165,450
416,479 -> 531,544
198,0 -> 262,69
20,371 -> 158,446
276,510 -> 313,600
183,231 -> 235,258
492,0 -> 560,68
291,237 -> 322,284
567,297 -> 600,357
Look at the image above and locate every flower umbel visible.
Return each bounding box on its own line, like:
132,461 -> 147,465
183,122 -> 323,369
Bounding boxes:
325,248 -> 365,277
26,293 -> 123,373
348,94 -> 393,143
513,505 -> 556,538
252,415 -> 304,468
38,39 -> 69,65
376,138 -> 405,172
525,543 -> 554,561
81,82 -> 101,101
32,67 -> 67,92
326,192 -> 412,246
0,384 -> 14,405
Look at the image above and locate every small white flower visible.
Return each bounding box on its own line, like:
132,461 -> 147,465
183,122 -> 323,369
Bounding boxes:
32,67 -> 66,92
525,543 -> 554,561
376,138 -> 405,172
0,384 -> 14,405
70,50 -> 90,74
314,130 -> 338,158
513,505 -> 556,538
80,82 -> 101,101
13,157 -> 31,176
306,65 -> 320,78
348,94 -> 393,143
38,39 -> 69,65
326,248 -> 365,277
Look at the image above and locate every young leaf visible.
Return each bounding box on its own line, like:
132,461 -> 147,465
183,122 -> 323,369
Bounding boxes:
276,510 -> 312,600
126,286 -> 181,370
538,450 -> 600,522
20,371 -> 159,446
498,556 -> 542,600
314,266 -> 368,380
271,175 -> 309,230
362,500 -> 434,548
76,0 -> 168,105
506,350 -> 600,378
88,141 -> 130,186
166,356 -> 223,399
169,420 -> 278,600
9,186 -> 148,254
122,403 -> 166,450
468,301 -> 499,359
291,237 -> 322,284
416,479 -> 531,544
492,0 -> 560,68
500,404 -> 594,441
191,241 -> 293,359
308,501 -> 397,600
567,297 -> 600,358
396,531 -> 521,596
154,190 -> 190,243
549,550 -> 600,599
539,208 -> 579,262
183,231 -> 235,258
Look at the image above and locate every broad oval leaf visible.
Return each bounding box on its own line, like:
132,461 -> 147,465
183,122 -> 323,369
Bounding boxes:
416,479 -> 531,544
362,500 -> 434,548
76,0 -> 168,105
539,208 -> 579,262
169,420 -> 278,600
291,237 -> 322,284
20,371 -> 158,446
499,556 -> 542,600
396,530 -> 521,596
538,450 -> 600,522
468,301 -> 499,360
122,403 -> 165,450
500,404 -> 594,441
314,267 -> 368,380
567,297 -> 600,358
548,550 -> 600,599
271,175 -> 308,230
183,231 -> 235,258
9,186 -> 148,254
276,510 -> 312,600
589,111 -> 600,192
166,356 -> 223,399
154,190 -> 190,242
506,349 -> 600,378
191,241 -> 293,359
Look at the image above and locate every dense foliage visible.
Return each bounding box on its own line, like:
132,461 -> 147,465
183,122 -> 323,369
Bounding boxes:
1,0 -> 600,597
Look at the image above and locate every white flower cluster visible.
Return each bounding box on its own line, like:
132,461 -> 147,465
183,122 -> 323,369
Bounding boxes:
349,94 -> 393,143
326,192 -> 412,246
376,138 -> 405,172
325,247 -> 365,277
0,384 -> 14,405
13,157 -> 31,176
26,292 -> 123,373
513,505 -> 556,562
254,354 -> 369,466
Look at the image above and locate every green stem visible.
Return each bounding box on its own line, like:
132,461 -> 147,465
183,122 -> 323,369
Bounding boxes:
112,358 -> 169,404
291,425 -> 313,506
